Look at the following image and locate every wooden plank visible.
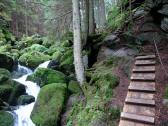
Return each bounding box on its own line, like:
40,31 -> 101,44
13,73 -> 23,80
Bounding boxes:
119,120 -> 154,126
125,98 -> 155,106
127,91 -> 154,100
129,81 -> 155,92
123,104 -> 155,117
135,60 -> 155,66
136,55 -> 155,60
133,66 -> 155,73
121,112 -> 155,124
131,73 -> 155,81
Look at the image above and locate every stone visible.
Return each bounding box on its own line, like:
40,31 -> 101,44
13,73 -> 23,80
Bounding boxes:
18,95 -> 35,105
68,80 -> 81,94
161,17 -> 168,32
31,83 -> 67,126
0,111 -> 14,126
0,54 -> 14,71
27,68 -> 66,87
47,60 -> 60,70
103,34 -> 120,48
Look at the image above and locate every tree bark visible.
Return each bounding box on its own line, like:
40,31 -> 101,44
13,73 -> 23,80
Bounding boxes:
99,0 -> 106,27
24,0 -> 28,36
89,0 -> 95,34
72,0 -> 85,85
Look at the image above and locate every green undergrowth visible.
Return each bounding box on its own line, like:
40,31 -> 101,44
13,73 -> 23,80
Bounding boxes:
164,86 -> 168,99
66,57 -> 122,126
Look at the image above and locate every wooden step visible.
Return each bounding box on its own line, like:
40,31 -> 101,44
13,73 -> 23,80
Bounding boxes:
119,120 -> 154,126
135,60 -> 155,66
123,104 -> 155,117
129,81 -> 155,92
121,112 -> 155,124
131,73 -> 155,81
133,66 -> 155,73
136,55 -> 156,60
127,91 -> 154,100
125,98 -> 155,106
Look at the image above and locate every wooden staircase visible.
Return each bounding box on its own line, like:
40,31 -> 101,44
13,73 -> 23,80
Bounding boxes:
119,55 -> 156,126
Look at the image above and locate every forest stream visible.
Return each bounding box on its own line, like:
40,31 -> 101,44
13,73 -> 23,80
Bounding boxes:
12,61 -> 50,126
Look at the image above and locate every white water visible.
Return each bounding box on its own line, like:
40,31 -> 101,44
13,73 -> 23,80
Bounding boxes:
13,61 -> 50,126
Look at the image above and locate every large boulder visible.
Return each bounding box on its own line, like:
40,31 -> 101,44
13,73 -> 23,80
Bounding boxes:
0,111 -> 14,126
68,80 -> 81,94
161,17 -> 168,32
0,54 -> 14,71
19,51 -> 50,68
0,69 -> 26,106
31,83 -> 67,126
27,68 -> 66,87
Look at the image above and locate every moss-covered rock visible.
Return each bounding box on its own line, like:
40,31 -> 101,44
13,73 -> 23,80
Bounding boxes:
0,68 -> 11,83
19,51 -> 50,68
68,80 -> 81,94
0,54 -> 14,71
0,70 -> 26,106
0,111 -> 14,126
31,83 -> 67,126
16,34 -> 43,49
27,68 -> 66,87
17,95 -> 35,105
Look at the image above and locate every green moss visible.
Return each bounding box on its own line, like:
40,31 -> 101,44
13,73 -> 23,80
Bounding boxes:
68,80 -> 81,94
0,68 -> 11,83
0,111 -> 14,126
27,68 -> 66,87
31,83 -> 67,126
19,51 -> 50,68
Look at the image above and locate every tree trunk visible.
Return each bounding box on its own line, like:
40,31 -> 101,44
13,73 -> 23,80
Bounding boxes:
89,0 -> 95,34
99,0 -> 106,27
24,0 -> 28,36
72,0 -> 85,85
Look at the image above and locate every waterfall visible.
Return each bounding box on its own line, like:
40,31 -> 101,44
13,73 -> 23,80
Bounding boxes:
13,61 -> 50,126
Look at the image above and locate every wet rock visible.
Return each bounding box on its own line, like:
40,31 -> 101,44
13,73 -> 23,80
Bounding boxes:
48,60 -> 60,70
161,17 -> 168,32
18,95 -> 35,105
0,54 -> 14,71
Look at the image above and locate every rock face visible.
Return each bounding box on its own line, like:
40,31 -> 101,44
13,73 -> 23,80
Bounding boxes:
0,111 -> 14,126
27,68 -> 66,87
103,34 -> 120,49
31,83 -> 67,126
158,4 -> 168,16
19,51 -> 50,68
0,54 -> 14,71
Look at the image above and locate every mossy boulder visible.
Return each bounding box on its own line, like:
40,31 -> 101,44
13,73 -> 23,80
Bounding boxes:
16,34 -> 43,49
27,68 -> 66,87
17,95 -> 35,105
0,69 -> 26,106
0,111 -> 14,126
0,68 -> 11,83
31,83 -> 67,126
19,51 -> 50,68
0,54 -> 14,71
68,80 -> 81,94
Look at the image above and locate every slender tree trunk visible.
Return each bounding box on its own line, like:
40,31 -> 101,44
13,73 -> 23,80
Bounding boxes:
24,0 -> 28,36
89,0 -> 95,34
72,0 -> 85,85
99,0 -> 106,27
129,0 -> 132,21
